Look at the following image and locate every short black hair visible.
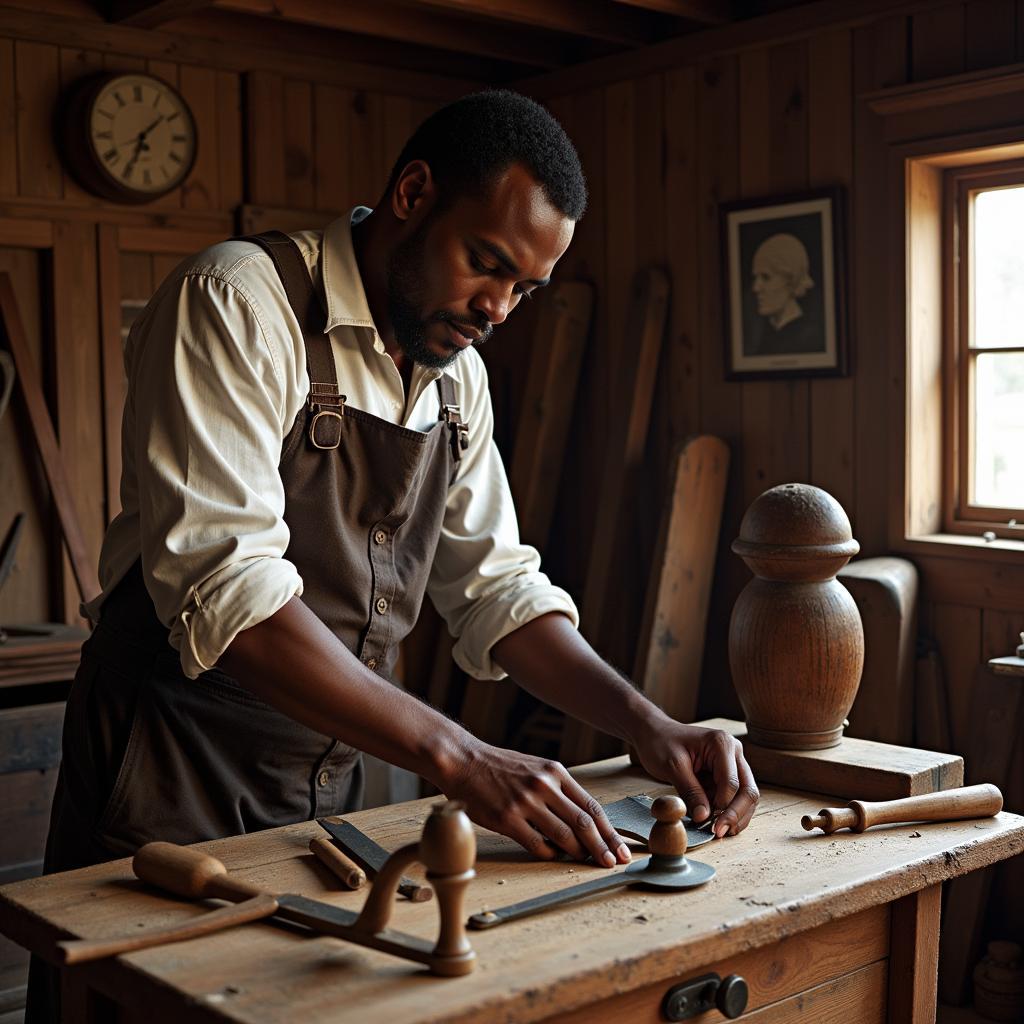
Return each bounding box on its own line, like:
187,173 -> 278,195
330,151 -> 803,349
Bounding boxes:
385,90 -> 587,220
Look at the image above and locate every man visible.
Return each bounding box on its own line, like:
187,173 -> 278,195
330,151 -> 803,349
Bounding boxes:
46,89 -> 758,885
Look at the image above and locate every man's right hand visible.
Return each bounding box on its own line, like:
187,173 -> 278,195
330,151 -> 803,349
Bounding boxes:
440,741 -> 631,867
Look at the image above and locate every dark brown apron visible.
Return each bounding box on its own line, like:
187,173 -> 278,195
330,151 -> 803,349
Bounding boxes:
27,232 -> 466,1023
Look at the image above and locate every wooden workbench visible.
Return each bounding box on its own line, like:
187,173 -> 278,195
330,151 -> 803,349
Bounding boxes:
1,747 -> 1022,1024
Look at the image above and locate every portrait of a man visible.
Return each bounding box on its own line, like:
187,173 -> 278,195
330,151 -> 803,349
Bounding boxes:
722,189 -> 847,378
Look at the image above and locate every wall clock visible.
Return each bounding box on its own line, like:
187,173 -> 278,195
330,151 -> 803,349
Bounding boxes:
61,72 -> 197,204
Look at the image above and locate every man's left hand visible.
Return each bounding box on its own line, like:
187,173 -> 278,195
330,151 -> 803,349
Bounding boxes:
631,720 -> 759,838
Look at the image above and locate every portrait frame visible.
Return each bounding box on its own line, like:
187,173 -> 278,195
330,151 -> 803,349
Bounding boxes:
721,187 -> 849,380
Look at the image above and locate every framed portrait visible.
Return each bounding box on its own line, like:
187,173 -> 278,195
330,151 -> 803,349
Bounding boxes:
721,187 -> 848,379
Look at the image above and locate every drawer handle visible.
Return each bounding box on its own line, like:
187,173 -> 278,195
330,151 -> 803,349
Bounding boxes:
662,972 -> 748,1020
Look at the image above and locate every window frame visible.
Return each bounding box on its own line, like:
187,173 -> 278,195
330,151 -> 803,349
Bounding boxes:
944,159 -> 1024,539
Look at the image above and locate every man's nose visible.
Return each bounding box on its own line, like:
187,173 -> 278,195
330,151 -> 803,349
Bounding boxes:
473,284 -> 513,325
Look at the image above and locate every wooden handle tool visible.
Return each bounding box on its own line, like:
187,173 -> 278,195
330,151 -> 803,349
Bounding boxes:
55,804 -> 478,976
309,836 -> 366,889
801,783 -> 1003,834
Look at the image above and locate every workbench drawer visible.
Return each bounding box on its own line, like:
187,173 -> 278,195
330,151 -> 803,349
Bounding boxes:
546,904 -> 889,1023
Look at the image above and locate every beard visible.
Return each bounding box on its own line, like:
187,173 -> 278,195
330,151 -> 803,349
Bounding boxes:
385,219 -> 493,370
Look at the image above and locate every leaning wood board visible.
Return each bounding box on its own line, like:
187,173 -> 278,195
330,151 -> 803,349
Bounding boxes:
2,757 -> 1020,1024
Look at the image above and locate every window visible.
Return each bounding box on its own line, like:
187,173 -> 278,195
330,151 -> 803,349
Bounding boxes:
946,162 -> 1024,538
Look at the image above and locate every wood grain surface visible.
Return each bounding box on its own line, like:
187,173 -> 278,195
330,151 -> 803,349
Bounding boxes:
1,748 -> 1021,1024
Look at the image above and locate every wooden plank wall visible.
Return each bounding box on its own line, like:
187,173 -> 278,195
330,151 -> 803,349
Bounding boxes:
502,0 -> 1024,947
0,23 -> 450,627
512,0 -> 1024,716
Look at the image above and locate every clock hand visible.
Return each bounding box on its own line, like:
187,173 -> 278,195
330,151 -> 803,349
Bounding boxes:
138,114 -> 165,139
123,137 -> 150,180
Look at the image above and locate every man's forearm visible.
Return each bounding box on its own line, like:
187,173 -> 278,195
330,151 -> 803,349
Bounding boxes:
219,596 -> 471,790
491,612 -> 667,744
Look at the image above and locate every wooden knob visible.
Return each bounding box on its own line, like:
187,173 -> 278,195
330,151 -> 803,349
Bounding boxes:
420,800 -> 476,877
420,802 -> 476,976
648,796 -> 688,858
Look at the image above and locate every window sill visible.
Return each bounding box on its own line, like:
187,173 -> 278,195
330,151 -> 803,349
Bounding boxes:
895,532 -> 1024,564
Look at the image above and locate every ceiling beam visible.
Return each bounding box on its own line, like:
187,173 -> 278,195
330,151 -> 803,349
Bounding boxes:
109,0 -> 217,29
386,0 -> 666,47
214,0 -> 570,69
610,0 -> 733,23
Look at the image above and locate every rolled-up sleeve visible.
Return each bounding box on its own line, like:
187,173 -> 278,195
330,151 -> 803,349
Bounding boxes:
129,265 -> 304,678
426,354 -> 579,680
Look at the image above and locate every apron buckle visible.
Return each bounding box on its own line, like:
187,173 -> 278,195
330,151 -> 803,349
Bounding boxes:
441,404 -> 470,462
308,384 -> 346,450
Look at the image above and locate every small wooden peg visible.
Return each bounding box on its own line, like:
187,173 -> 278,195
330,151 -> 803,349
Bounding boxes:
309,836 -> 366,889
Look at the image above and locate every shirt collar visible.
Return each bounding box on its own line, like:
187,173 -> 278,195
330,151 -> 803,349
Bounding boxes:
321,207 -> 462,384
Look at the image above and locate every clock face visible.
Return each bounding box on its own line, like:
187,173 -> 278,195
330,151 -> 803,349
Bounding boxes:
75,74 -> 197,201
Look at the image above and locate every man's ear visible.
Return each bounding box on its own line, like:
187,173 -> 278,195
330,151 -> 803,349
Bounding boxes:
391,160 -> 435,222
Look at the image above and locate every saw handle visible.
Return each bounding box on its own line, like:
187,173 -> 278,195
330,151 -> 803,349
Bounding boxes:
132,841 -> 263,903
801,783 -> 1003,834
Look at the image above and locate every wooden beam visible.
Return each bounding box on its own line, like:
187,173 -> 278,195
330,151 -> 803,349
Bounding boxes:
109,0 -> 215,29
611,0 -> 732,23
388,0 -> 666,47
214,0 -> 569,69
0,7 -> 481,100
518,0 -> 967,97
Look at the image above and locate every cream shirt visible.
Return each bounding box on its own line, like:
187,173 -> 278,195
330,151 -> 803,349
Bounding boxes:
85,208 -> 578,681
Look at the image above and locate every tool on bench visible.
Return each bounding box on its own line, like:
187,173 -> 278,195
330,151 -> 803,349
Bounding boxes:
308,836 -> 366,890
319,816 -> 432,902
58,802 -> 477,976
468,796 -> 714,931
800,783 -> 1003,835
603,794 -> 715,849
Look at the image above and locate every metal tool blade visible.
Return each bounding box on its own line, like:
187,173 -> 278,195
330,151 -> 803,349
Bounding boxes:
275,894 -> 433,955
603,795 -> 715,849
318,818 -> 432,902
468,854 -> 716,930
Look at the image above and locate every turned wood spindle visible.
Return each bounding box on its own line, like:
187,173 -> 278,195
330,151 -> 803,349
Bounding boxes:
729,483 -> 864,750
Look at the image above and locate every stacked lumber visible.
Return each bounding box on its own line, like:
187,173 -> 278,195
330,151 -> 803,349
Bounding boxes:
0,624 -> 87,687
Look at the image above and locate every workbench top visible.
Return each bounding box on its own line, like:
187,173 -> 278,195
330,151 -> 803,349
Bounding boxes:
2,753 -> 1023,1024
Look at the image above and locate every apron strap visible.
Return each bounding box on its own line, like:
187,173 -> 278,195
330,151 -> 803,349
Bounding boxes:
238,231 -> 344,451
436,374 -> 468,464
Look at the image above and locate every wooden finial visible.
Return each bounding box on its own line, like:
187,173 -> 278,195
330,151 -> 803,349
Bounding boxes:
420,801 -> 476,976
648,795 -> 688,858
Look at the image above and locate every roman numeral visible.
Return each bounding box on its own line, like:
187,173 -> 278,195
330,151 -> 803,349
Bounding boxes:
103,148 -> 117,163
133,85 -> 142,102
167,111 -> 179,122
114,91 -> 126,108
169,151 -> 182,164
97,109 -> 114,120
172,134 -> 186,143
96,130 -> 112,140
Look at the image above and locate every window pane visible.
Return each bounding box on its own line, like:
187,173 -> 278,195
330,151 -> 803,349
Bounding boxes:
974,351 -> 1024,509
974,185 -> 1024,349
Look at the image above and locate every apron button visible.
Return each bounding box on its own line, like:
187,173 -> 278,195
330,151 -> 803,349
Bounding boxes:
365,657 -> 378,670
375,597 -> 388,614
374,529 -> 387,545
317,770 -> 330,787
